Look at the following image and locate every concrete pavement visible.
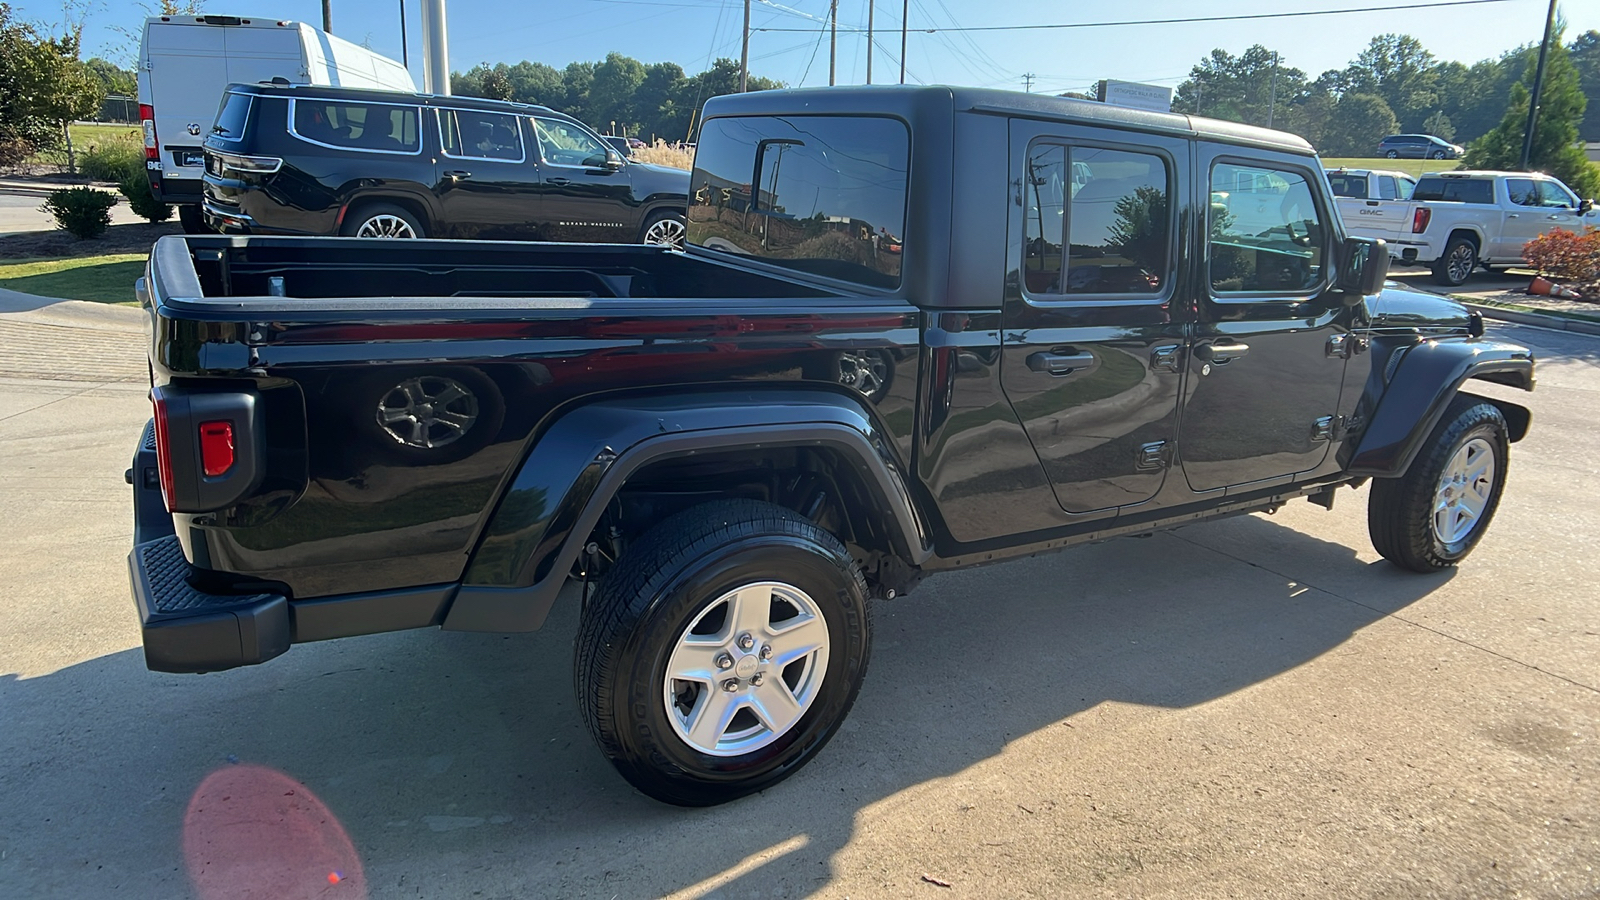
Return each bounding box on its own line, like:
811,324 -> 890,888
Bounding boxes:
0,188 -> 144,239
0,307 -> 1595,899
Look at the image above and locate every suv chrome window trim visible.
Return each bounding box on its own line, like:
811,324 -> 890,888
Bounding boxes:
436,108 -> 529,164
530,116 -> 615,170
285,98 -> 424,156
1018,136 -> 1176,306
1205,155 -> 1334,301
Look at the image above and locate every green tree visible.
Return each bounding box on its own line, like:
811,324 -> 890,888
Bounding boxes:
589,52 -> 645,133
83,57 -> 134,96
1319,93 -> 1399,156
1172,46 -> 1307,127
1340,34 -> 1438,130
504,60 -> 564,106
1465,28 -> 1599,198
561,61 -> 595,120
1422,110 -> 1455,141
480,65 -> 513,101
1572,29 -> 1600,141
7,14 -> 102,173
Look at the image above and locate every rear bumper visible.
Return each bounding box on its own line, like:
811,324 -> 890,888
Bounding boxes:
202,197 -> 259,233
130,535 -> 291,674
151,175 -> 203,205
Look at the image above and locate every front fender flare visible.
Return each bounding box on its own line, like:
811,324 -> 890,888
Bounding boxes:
443,390 -> 929,633
1345,337 -> 1533,478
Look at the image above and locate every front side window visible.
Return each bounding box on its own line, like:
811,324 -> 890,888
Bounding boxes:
1023,143 -> 1170,295
688,114 -> 909,289
292,99 -> 419,153
1537,179 -> 1578,208
533,118 -> 608,167
1209,161 -> 1325,294
440,109 -> 523,161
1506,177 -> 1540,207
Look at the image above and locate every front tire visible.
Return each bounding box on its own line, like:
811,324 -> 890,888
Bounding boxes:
575,499 -> 871,806
1431,235 -> 1477,286
1368,396 -> 1508,572
177,204 -> 208,234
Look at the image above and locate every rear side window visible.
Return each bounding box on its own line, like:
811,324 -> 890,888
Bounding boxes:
1413,177 -> 1493,204
688,115 -> 909,289
211,92 -> 251,142
1022,143 -> 1171,296
440,109 -> 524,161
291,99 -> 420,154
1327,173 -> 1367,198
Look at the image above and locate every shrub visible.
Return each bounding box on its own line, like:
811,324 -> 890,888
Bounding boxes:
0,134 -> 34,172
118,170 -> 172,223
40,187 -> 118,239
78,135 -> 144,183
1523,227 -> 1600,298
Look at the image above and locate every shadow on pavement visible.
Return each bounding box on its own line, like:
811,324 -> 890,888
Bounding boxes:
0,512 -> 1453,898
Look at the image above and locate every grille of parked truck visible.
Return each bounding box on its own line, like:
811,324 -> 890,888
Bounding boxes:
128,86 -> 1534,806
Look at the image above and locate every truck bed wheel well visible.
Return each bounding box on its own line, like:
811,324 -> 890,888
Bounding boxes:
582,446 -> 910,593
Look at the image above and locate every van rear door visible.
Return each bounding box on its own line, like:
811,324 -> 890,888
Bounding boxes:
143,21 -> 231,189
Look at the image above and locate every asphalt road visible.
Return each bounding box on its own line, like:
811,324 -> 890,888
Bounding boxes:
0,310 -> 1596,899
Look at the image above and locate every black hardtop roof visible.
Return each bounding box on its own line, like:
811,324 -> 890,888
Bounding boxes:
700,85 -> 1315,155
228,82 -> 579,124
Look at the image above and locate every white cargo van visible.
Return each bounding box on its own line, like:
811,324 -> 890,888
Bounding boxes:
138,14 -> 415,230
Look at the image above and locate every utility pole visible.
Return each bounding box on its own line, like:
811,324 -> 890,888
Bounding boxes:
1520,0 -> 1558,169
866,0 -> 874,84
398,0 -> 408,68
322,0 -> 332,33
740,0 -> 750,92
829,0 -> 838,86
420,0 -> 450,95
1267,51 -> 1279,129
899,0 -> 907,84
1022,72 -> 1035,93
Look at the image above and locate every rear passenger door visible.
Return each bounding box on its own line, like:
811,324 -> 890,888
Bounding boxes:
434,107 -> 544,240
1178,146 -> 1349,492
998,119 -> 1190,516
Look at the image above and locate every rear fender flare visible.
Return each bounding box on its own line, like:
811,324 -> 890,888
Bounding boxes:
1345,337 -> 1533,478
444,390 -> 929,632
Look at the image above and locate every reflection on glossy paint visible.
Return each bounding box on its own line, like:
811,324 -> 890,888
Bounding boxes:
183,764 -> 366,900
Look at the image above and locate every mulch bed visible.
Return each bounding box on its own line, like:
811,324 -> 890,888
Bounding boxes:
0,222 -> 183,261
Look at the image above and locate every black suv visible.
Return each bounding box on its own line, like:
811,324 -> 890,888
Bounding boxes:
201,83 -> 689,246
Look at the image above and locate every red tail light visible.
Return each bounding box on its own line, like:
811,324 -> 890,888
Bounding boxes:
199,421 -> 235,477
151,392 -> 176,512
1412,207 -> 1431,234
140,103 -> 157,160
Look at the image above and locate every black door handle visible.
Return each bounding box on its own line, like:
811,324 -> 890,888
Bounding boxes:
1194,341 -> 1250,364
1366,200 -> 1379,206
1026,350 -> 1098,376
548,177 -> 571,186
443,169 -> 472,181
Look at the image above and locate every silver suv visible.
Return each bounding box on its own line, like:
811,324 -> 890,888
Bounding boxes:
1377,134 -> 1465,160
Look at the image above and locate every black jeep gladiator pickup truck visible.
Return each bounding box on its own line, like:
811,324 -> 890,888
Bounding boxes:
129,86 -> 1534,806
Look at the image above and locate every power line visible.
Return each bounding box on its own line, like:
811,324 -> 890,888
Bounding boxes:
755,0 -> 1519,33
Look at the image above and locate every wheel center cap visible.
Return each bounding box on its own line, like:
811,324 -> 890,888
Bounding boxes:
734,655 -> 759,678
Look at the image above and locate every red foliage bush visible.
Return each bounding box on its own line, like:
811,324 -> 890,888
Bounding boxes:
1523,227 -> 1600,298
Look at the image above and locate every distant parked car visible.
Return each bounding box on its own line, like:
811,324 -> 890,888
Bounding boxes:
603,135 -> 646,157
1376,134 -> 1465,160
202,83 -> 689,247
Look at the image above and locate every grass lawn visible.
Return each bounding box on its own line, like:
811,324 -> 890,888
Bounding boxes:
25,123 -> 141,168
1320,157 -> 1464,177
0,254 -> 146,304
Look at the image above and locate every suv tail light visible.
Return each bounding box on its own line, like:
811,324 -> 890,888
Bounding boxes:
213,151 -> 283,175
1412,207 -> 1432,234
140,103 -> 157,160
151,391 -> 177,512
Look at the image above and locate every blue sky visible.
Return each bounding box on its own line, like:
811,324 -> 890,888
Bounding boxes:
20,0 -> 1600,95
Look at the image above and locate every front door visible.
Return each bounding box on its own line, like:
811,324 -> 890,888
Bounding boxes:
530,117 -> 634,243
999,120 -> 1190,515
433,107 -> 544,241
1179,148 -> 1350,493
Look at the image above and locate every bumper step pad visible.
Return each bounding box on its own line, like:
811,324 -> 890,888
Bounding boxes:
130,535 -> 290,673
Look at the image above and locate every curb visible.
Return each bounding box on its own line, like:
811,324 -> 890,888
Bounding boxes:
1458,301 -> 1600,338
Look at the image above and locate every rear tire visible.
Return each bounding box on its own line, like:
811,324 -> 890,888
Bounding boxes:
1385,150 -> 1399,159
1431,235 -> 1477,286
177,204 -> 208,234
340,202 -> 424,239
575,499 -> 871,806
1368,396 -> 1508,572
640,209 -> 686,249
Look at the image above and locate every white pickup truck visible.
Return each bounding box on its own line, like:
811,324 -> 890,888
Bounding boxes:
1332,169 -> 1598,286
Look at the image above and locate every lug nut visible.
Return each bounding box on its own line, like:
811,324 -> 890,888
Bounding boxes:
750,672 -> 765,686
737,633 -> 755,651
721,679 -> 740,692
715,653 -> 733,670
759,644 -> 772,660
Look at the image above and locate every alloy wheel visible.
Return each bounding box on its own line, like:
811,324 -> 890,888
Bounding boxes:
355,214 -> 419,239
644,216 -> 686,249
1431,437 -> 1495,544
375,375 -> 479,449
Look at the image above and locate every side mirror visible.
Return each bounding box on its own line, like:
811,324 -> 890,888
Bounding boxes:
603,150 -> 624,171
1580,198 -> 1593,214
1337,235 -> 1389,303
